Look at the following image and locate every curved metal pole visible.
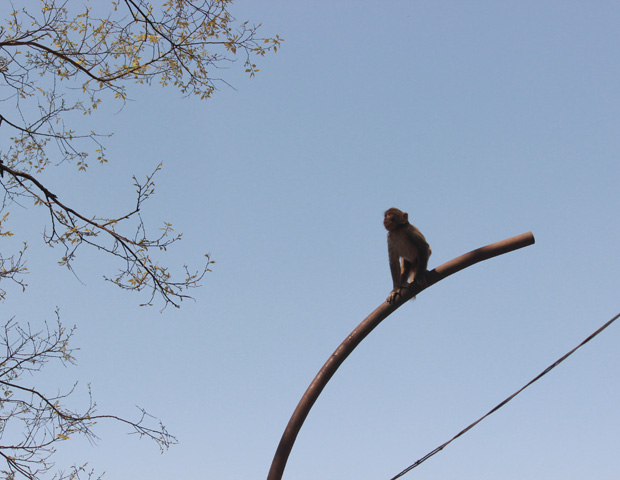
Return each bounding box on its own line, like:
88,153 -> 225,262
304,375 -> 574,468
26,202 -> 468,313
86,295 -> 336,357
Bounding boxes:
267,232 -> 535,480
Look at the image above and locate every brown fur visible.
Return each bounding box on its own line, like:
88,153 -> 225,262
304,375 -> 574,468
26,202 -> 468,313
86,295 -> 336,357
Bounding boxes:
384,208 -> 431,303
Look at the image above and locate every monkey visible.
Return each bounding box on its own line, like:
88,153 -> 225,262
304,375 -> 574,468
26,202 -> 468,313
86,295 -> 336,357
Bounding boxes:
384,207 -> 432,304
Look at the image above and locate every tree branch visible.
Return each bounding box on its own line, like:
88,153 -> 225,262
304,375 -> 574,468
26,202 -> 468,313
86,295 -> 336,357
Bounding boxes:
0,162 -> 210,308
1,40 -> 107,82
266,231 -> 536,480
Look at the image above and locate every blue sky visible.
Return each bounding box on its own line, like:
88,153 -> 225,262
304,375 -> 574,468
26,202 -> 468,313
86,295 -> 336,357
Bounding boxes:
2,1 -> 620,479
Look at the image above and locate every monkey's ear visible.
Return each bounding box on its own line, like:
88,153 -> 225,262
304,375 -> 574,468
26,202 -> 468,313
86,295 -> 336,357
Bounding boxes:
403,212 -> 409,221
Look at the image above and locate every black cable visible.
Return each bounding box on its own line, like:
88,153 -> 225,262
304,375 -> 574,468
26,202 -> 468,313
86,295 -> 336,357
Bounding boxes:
389,311 -> 620,480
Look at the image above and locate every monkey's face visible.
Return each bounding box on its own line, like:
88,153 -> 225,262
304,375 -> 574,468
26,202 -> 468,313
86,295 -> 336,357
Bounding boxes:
384,208 -> 407,232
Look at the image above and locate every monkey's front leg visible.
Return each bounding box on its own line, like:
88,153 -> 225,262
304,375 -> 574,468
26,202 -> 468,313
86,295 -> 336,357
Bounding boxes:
386,289 -> 401,304
386,283 -> 409,304
387,255 -> 406,304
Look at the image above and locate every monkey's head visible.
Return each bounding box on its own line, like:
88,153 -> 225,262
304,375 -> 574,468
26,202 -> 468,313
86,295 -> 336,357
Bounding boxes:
384,207 -> 409,232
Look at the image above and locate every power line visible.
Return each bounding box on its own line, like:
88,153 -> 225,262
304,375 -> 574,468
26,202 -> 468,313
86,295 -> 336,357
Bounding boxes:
389,311 -> 620,480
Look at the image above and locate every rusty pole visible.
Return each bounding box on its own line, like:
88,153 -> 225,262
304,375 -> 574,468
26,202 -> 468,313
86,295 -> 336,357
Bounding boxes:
267,231 -> 535,480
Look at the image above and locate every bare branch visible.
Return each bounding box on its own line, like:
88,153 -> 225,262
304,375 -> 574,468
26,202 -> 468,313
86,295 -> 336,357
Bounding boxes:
0,317 -> 176,479
0,162 -> 212,308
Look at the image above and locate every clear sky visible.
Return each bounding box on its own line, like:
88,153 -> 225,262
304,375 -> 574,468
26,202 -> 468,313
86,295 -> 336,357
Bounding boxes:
2,1 -> 619,479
